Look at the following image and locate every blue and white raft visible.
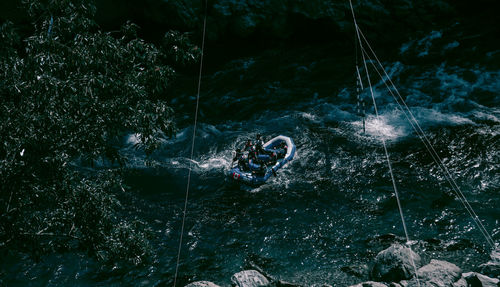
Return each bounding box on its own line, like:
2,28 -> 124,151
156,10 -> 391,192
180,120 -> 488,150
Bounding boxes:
228,135 -> 296,186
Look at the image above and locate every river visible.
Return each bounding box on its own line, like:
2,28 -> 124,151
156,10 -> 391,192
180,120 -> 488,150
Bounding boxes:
3,14 -> 499,287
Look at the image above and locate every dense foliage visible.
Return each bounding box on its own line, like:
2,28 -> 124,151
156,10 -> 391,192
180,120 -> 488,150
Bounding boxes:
0,0 -> 199,264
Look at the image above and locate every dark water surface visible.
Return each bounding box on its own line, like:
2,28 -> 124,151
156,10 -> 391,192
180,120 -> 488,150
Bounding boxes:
3,22 -> 500,287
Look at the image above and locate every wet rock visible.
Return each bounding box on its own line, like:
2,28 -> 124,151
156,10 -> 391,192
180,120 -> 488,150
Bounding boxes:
493,248 -> 500,263
349,281 -> 388,287
406,259 -> 461,287
463,272 -> 500,287
478,246 -> 500,279
478,262 -> 500,279
371,243 -> 422,282
231,270 -> 271,287
243,256 -> 302,287
184,281 -> 221,287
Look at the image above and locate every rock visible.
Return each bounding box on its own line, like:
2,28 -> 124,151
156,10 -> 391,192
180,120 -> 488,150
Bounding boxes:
389,283 -> 403,287
184,281 -> 221,287
491,246 -> 500,263
349,281 -> 388,287
477,246 -> 500,279
231,270 -> 271,287
463,272 -> 500,287
478,261 -> 500,279
243,257 -> 302,287
452,278 -> 467,287
371,243 -> 422,282
406,259 -> 462,287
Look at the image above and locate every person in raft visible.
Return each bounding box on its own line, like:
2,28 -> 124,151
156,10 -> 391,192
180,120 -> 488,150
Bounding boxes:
255,134 -> 280,162
232,148 -> 243,166
255,134 -> 265,154
243,139 -> 253,152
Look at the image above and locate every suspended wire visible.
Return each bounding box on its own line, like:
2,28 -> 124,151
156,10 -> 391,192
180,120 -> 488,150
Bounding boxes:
353,11 -> 365,133
350,0 -> 410,248
359,44 -> 495,247
349,1 -> 421,285
360,40 -> 410,244
356,65 -> 366,133
173,1 -> 208,286
356,27 -> 495,248
359,38 -> 422,287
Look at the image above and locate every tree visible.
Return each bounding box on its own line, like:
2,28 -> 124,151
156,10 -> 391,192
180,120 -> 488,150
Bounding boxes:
0,0 -> 199,264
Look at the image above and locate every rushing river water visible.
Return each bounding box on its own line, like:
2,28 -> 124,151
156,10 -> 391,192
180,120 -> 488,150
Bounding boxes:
3,19 -> 500,287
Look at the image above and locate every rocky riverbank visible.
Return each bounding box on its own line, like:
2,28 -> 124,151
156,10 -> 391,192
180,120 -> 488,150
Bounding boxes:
185,244 -> 500,286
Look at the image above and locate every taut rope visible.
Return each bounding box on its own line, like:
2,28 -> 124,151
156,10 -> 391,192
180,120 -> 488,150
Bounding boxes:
356,26 -> 495,248
173,0 -> 208,286
349,1 -> 422,285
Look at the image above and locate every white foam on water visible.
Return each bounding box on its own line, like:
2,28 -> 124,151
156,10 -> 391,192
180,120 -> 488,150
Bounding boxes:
349,109 -> 409,141
195,149 -> 233,173
471,109 -> 500,124
363,114 -> 407,141
126,133 -> 141,145
349,103 -> 475,142
410,107 -> 474,126
300,112 -> 320,123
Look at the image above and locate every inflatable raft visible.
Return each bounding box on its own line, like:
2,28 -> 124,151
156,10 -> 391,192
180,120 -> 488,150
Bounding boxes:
228,135 -> 296,186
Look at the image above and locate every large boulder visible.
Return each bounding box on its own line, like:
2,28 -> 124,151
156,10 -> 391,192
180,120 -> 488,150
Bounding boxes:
406,259 -> 462,287
231,270 -> 271,287
478,262 -> 500,279
349,281 -> 388,287
462,272 -> 500,287
185,281 -> 221,287
371,243 -> 422,282
478,246 -> 500,279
